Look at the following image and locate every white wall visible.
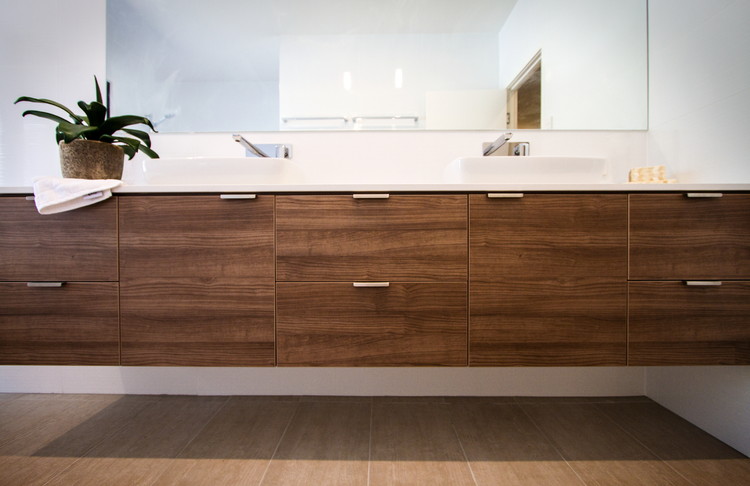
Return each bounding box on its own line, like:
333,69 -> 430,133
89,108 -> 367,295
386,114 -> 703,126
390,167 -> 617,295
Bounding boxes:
647,367 -> 750,456
647,0 -> 750,182
645,0 -> 750,456
498,0 -> 648,130
0,0 -> 106,184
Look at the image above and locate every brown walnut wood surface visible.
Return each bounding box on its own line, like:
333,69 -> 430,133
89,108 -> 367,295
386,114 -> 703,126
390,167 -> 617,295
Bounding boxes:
629,281 -> 750,365
276,195 -> 467,281
470,194 -> 627,279
277,282 -> 467,366
629,194 -> 750,279
119,195 -> 274,279
0,282 -> 119,365
0,197 -> 118,282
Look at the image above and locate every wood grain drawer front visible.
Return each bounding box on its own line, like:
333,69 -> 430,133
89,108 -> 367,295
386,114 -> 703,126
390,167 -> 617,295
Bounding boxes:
470,278 -> 627,366
0,197 -> 117,282
119,196 -> 274,279
277,282 -> 467,366
629,281 -> 750,365
630,194 -> 750,279
276,195 -> 467,281
0,282 -> 119,365
121,278 -> 275,366
470,194 -> 627,279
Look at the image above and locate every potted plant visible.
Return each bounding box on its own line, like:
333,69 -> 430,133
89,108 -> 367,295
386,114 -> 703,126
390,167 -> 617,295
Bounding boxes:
15,76 -> 159,179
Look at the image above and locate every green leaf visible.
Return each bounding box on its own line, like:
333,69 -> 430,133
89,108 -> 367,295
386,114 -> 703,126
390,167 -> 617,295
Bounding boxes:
120,144 -> 136,159
77,100 -> 107,127
102,135 -> 140,159
57,121 -> 97,142
20,110 -> 70,125
99,115 -> 156,136
94,76 -> 103,104
121,128 -> 151,147
137,143 -> 159,159
14,96 -> 84,123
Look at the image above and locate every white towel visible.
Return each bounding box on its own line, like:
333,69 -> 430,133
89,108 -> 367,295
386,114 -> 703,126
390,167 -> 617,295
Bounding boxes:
32,177 -> 121,215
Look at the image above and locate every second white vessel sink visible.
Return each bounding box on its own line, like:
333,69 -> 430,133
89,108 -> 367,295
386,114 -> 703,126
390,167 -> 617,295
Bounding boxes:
138,157 -> 306,185
443,156 -> 611,184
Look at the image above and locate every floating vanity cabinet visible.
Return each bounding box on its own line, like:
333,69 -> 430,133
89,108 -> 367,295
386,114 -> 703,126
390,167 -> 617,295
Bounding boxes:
469,194 -> 628,366
628,193 -> 750,365
0,197 -> 119,365
275,195 -> 468,366
119,195 -> 275,366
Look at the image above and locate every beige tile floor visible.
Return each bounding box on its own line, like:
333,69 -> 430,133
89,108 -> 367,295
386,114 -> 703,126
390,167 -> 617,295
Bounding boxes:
0,393 -> 748,485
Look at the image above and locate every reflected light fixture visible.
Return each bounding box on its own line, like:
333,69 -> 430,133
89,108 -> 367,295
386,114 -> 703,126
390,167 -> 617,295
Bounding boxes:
394,68 -> 403,89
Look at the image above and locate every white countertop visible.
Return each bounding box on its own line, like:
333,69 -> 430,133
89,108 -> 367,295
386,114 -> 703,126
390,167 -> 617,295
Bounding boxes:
2,182 -> 750,194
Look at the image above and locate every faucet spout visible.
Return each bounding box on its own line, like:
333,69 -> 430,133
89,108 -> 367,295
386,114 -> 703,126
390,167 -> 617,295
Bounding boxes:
233,134 -> 270,158
483,132 -> 513,156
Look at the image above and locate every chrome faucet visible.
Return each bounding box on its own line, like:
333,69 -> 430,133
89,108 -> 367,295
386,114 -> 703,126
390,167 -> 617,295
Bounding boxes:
232,134 -> 292,158
482,132 -> 513,156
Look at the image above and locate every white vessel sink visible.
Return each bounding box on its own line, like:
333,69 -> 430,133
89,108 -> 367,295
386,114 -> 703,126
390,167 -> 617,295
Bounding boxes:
443,156 -> 611,184
137,157 -> 306,185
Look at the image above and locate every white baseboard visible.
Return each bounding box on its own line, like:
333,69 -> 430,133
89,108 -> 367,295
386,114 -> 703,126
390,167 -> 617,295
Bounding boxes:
1,366 -> 646,396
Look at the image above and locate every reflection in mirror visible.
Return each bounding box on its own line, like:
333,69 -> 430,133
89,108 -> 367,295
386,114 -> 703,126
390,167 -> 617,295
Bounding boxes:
107,0 -> 647,132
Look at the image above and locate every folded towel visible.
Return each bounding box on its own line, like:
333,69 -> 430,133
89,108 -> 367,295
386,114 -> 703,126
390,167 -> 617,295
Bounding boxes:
32,177 -> 121,215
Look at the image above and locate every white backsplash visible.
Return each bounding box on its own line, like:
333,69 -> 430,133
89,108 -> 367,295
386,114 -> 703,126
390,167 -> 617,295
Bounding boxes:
120,129 -> 648,187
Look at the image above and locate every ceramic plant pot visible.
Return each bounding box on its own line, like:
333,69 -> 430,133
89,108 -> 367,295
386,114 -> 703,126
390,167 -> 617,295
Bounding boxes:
59,139 -> 125,180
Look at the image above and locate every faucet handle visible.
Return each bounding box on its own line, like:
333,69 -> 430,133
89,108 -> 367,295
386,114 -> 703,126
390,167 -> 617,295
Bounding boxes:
509,142 -> 530,156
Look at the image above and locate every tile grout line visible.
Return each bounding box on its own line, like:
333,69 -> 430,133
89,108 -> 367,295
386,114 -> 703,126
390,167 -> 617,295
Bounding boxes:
515,401 -> 589,486
449,409 -> 479,486
592,402 -> 700,486
367,399 -> 373,486
257,398 -> 301,485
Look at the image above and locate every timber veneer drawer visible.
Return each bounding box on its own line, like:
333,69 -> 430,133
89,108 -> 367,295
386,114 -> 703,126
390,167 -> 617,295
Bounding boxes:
0,282 -> 119,365
629,281 -> 750,365
120,278 -> 275,366
470,278 -> 627,366
470,194 -> 627,278
276,195 -> 467,281
119,195 -> 274,279
119,195 -> 276,366
629,194 -> 750,279
276,282 -> 467,366
0,197 -> 117,282
468,194 -> 628,366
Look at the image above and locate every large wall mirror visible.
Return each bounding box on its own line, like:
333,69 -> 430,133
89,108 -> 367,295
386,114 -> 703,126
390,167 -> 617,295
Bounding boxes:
107,0 -> 647,132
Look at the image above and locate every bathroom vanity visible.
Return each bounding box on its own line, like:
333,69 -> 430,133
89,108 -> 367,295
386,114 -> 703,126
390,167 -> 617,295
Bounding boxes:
1,188 -> 748,367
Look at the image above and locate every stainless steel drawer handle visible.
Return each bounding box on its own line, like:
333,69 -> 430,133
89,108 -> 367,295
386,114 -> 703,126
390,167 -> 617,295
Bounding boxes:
27,282 -> 64,288
353,194 -> 390,199
353,282 -> 390,288
487,193 -> 524,198
220,194 -> 256,199
686,193 -> 723,198
685,281 -> 723,286
25,196 -> 35,201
